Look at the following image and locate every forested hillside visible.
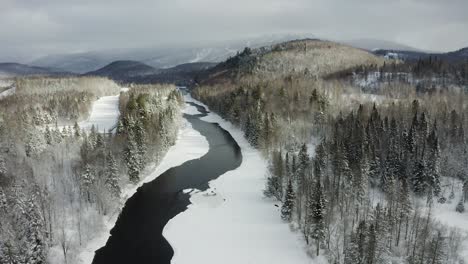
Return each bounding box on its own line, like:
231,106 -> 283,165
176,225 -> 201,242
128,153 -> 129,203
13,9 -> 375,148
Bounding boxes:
193,39 -> 468,263
198,39 -> 386,85
0,77 -> 182,263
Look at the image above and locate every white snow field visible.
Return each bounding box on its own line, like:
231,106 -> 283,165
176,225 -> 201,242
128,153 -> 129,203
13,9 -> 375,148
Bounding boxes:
78,88 -> 129,133
76,102 -> 209,264
164,95 -> 318,264
0,86 -> 15,100
423,177 -> 468,262
78,95 -> 120,133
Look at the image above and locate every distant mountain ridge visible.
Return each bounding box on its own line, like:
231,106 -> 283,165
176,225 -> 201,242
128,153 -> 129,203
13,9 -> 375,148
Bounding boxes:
85,60 -> 217,85
84,60 -> 160,81
30,34 -> 315,73
0,62 -> 71,78
341,38 -> 423,52
373,46 -> 468,62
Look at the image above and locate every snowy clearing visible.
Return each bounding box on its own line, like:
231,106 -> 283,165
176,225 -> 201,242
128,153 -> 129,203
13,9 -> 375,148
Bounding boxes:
164,95 -> 317,264
75,102 -> 209,264
0,86 -> 15,100
78,95 -> 120,132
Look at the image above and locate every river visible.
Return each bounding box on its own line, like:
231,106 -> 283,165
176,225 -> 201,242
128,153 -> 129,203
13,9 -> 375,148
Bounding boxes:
92,101 -> 243,264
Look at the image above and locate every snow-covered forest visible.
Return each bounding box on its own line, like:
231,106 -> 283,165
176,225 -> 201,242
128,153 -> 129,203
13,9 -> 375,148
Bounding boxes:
193,40 -> 468,263
0,77 -> 182,263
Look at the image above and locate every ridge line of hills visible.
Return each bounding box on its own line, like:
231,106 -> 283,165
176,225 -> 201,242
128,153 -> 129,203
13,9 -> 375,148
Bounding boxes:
1,39 -> 467,84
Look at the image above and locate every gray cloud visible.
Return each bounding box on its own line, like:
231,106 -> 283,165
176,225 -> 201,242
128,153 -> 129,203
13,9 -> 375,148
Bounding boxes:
1,0 -> 467,62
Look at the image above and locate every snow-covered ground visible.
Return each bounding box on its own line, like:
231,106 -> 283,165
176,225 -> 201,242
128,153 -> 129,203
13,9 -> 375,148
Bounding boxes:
75,102 -> 209,264
369,177 -> 468,263
164,95 -> 318,264
0,79 -> 14,88
78,95 -> 120,133
421,177 -> 468,262
0,86 -> 15,100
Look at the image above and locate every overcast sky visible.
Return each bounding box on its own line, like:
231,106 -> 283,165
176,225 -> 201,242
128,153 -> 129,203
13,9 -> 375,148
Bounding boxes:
1,0 -> 467,62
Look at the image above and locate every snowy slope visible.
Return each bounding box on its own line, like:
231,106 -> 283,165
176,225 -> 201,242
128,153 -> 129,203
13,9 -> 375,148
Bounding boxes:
0,86 -> 15,100
78,95 -> 120,132
164,95 -> 319,264
75,103 -> 209,264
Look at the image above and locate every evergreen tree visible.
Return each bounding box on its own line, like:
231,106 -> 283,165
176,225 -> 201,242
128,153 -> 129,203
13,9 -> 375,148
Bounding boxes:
134,118 -> 147,162
105,151 -> 120,197
81,163 -> 95,202
310,176 -> 326,256
73,121 -> 81,137
411,160 -> 427,196
44,125 -> 52,145
0,156 -> 6,179
368,155 -> 381,187
125,132 -> 142,183
22,196 -> 47,264
297,143 -> 310,183
116,119 -> 125,135
463,179 -> 468,203
427,231 -> 447,264
366,224 -> 377,264
25,130 -> 46,157
456,199 -> 465,213
426,124 -> 441,195
95,133 -> 105,149
281,180 -> 295,222
264,150 -> 283,200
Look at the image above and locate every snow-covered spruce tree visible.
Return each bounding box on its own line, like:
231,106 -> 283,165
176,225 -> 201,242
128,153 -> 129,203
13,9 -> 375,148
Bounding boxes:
296,143 -> 310,225
95,132 -> 105,149
73,121 -> 81,138
133,118 -> 147,164
281,180 -> 295,222
426,231 -> 447,264
309,173 -> 326,256
455,199 -> 465,213
344,221 -> 368,264
21,196 -> 47,264
25,130 -> 46,157
125,132 -> 142,183
264,150 -> 283,200
411,160 -> 427,196
368,154 -> 381,188
396,179 -> 412,246
463,179 -> 468,203
105,151 -> 120,197
426,123 -> 441,195
0,156 -> 6,179
81,163 -> 95,202
44,125 -> 52,145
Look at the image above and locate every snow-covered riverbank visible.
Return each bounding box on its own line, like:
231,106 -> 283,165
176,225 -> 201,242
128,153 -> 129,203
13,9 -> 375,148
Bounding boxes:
164,95 -> 317,264
74,102 -> 209,264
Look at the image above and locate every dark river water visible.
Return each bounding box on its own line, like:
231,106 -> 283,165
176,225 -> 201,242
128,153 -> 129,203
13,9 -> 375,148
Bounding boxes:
92,101 -> 242,264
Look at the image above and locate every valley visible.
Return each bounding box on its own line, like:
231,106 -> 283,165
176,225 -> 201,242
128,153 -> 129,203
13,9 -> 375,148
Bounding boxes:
1,37 -> 468,264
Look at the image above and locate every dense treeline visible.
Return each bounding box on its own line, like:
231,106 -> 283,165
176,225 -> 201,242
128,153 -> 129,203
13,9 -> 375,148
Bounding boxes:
194,61 -> 468,262
1,77 -> 120,125
266,102 -> 467,263
0,79 -> 182,263
193,76 -> 330,153
327,57 -> 468,92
